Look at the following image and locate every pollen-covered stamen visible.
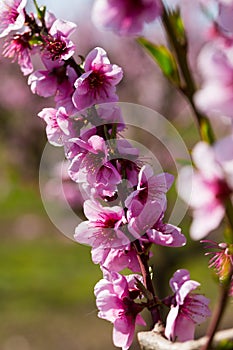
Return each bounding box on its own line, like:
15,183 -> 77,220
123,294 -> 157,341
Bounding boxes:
83,150 -> 106,174
43,34 -> 68,61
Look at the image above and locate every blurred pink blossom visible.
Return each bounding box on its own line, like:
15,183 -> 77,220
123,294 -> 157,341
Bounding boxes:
195,43 -> 233,120
0,0 -> 27,38
178,137 -> 233,240
92,0 -> 162,36
3,32 -> 33,75
217,1 -> 233,34
165,269 -> 211,342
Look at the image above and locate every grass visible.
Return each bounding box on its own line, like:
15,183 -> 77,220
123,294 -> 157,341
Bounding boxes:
0,178 -> 121,350
0,237 -> 102,312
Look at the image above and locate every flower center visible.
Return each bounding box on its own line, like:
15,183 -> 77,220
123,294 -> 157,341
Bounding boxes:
84,150 -> 105,174
45,36 -> 67,61
88,70 -> 106,90
215,178 -> 232,200
124,0 -> 145,15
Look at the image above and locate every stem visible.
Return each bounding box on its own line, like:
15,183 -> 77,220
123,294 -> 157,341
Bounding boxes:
225,199 -> 233,241
201,271 -> 232,350
162,8 -> 215,144
32,0 -> 40,13
133,240 -> 161,325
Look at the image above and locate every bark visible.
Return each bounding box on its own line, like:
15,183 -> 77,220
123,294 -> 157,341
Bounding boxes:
138,324 -> 233,350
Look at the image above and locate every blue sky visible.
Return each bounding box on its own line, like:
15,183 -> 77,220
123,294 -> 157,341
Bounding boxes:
27,0 -> 93,21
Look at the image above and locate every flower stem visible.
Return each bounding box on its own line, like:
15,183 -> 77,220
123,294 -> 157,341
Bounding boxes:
32,0 -> 40,13
201,270 -> 232,350
225,199 -> 233,241
161,7 -> 215,144
133,240 -> 161,325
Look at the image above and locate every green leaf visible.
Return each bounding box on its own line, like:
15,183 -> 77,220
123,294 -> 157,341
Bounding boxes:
168,8 -> 186,45
216,339 -> 233,350
137,38 -> 180,85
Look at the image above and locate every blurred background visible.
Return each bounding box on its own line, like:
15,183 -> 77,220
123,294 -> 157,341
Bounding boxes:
0,1 -> 232,349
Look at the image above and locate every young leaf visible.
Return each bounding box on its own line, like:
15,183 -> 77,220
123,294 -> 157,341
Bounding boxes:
137,38 -> 180,86
168,8 -> 186,46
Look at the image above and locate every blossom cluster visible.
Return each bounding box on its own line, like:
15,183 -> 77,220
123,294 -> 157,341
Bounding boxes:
6,0 -> 233,349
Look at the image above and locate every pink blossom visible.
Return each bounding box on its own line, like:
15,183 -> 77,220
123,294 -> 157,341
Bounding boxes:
94,162 -> 122,198
125,165 -> 174,238
92,244 -> 140,272
3,32 -> 33,75
178,139 -> 233,240
117,138 -> 139,156
94,271 -> 146,350
72,47 -> 123,111
218,0 -> 233,5
217,2 -> 233,34
146,220 -> 186,248
93,103 -> 125,132
64,128 -> 96,160
0,0 -> 27,38
42,19 -> 77,62
74,138 -> 139,200
195,43 -> 233,119
74,200 -> 129,249
68,134 -> 108,183
38,108 -> 64,146
116,159 -> 139,189
44,11 -> 56,30
28,59 -> 77,113
29,68 -> 59,98
92,0 -> 162,36
38,107 -> 79,146
165,269 -> 211,342
125,165 -> 186,248
127,199 -> 164,238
